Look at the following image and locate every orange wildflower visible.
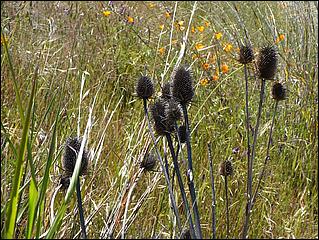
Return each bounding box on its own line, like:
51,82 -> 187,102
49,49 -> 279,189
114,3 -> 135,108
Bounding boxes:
212,75 -> 219,81
127,16 -> 134,23
195,43 -> 204,51
205,21 -> 210,27
197,26 -> 205,32
103,10 -> 111,17
191,26 -> 195,33
221,64 -> 229,74
165,11 -> 171,18
159,47 -> 165,55
202,63 -> 210,71
200,78 -> 209,86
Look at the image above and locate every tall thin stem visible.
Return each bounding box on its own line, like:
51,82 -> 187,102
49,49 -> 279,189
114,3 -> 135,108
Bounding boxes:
242,78 -> 266,238
207,143 -> 216,239
143,98 -> 182,233
76,178 -> 87,239
166,133 -> 196,239
251,101 -> 278,209
244,63 -> 251,212
181,104 -> 202,239
225,176 -> 230,239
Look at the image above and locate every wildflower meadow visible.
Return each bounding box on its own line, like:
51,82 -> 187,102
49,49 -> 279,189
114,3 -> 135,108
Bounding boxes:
1,1 -> 318,239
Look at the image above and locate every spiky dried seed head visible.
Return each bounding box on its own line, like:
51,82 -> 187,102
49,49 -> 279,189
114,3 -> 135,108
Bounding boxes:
62,136 -> 88,176
177,125 -> 187,144
181,229 -> 191,239
238,45 -> 254,64
140,152 -> 157,171
136,76 -> 155,99
60,175 -> 70,190
219,160 -> 233,177
272,82 -> 286,101
165,99 -> 182,124
151,99 -> 174,136
257,46 -> 278,80
161,82 -> 172,100
172,66 -> 194,105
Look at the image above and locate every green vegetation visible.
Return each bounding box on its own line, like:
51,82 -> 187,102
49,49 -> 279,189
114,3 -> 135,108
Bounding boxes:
1,1 -> 318,239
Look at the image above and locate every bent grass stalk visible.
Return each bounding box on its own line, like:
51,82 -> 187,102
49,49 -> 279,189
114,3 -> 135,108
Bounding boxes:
143,98 -> 182,234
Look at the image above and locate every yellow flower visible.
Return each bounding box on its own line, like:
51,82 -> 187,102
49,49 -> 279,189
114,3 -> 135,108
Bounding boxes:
215,32 -> 223,40
195,43 -> 204,51
127,16 -> 134,23
172,39 -> 178,45
223,43 -> 233,52
159,24 -> 164,30
159,47 -> 165,55
165,11 -> 171,18
221,64 -> 229,74
212,75 -> 219,81
191,26 -> 195,33
205,21 -> 210,27
197,26 -> 205,32
103,10 -> 111,17
202,63 -> 210,71
192,54 -> 200,60
178,20 -> 184,26
200,78 -> 209,86
148,3 -> 155,8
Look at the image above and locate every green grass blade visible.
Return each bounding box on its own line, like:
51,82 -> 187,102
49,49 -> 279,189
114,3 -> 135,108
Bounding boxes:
26,177 -> 38,239
1,29 -> 25,124
5,77 -> 36,239
34,112 -> 59,238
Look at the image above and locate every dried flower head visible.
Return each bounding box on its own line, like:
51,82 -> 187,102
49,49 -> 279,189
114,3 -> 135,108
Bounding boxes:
161,82 -> 171,100
238,45 -> 254,64
62,136 -> 88,176
172,66 -> 194,105
219,160 -> 233,177
165,99 -> 182,124
140,152 -> 157,171
151,99 -> 174,135
272,82 -> 286,101
181,229 -> 191,239
136,76 -> 155,99
177,125 -> 187,144
60,175 -> 70,190
257,46 -> 278,80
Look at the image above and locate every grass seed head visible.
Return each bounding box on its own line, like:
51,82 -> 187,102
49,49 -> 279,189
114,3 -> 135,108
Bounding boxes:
136,75 -> 155,99
172,66 -> 194,105
272,82 -> 286,101
257,46 -> 278,80
62,136 -> 88,176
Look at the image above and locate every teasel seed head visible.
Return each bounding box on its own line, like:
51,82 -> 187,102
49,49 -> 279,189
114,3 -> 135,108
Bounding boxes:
140,152 -> 157,171
165,99 -> 182,124
177,125 -> 187,144
172,66 -> 194,105
151,99 -> 174,136
161,82 -> 172,100
219,159 -> 233,177
181,229 -> 191,239
62,136 -> 88,176
257,46 -> 278,80
272,82 -> 286,101
238,45 -> 254,64
136,75 -> 155,99
60,175 -> 71,190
